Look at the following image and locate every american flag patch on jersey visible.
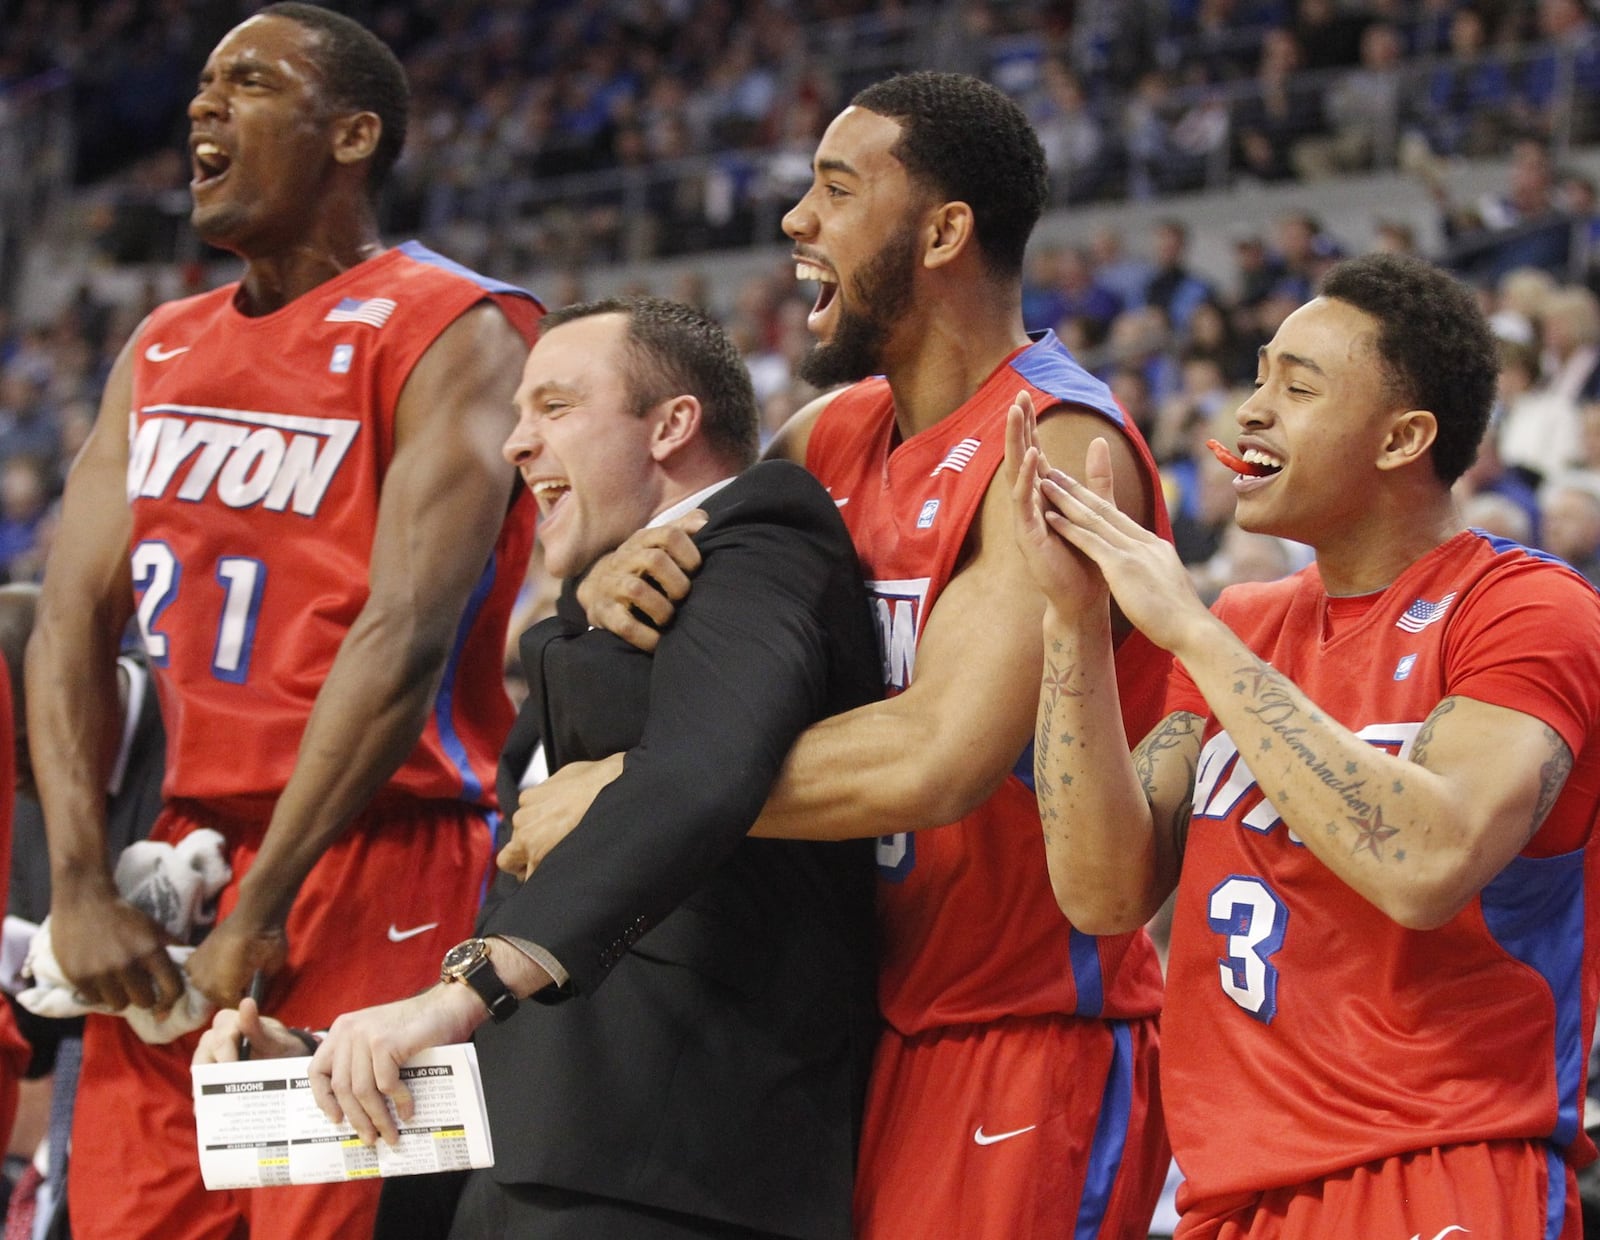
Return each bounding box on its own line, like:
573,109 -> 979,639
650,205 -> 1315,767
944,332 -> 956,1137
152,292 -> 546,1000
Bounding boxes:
930,438 -> 981,477
1395,592 -> 1456,632
324,296 -> 397,328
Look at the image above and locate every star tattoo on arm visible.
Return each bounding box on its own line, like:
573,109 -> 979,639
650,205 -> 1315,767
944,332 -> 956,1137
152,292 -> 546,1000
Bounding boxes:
1349,804 -> 1400,860
1231,660 -> 1277,698
1042,659 -> 1083,701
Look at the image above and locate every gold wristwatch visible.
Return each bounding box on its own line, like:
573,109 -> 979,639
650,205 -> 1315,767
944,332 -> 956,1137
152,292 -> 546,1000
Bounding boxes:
440,937 -> 518,1023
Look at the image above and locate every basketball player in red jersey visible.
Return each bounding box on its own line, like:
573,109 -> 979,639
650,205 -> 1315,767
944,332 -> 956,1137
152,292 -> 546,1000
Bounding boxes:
512,73 -> 1173,1238
27,6 -> 541,1238
1013,252 -> 1600,1237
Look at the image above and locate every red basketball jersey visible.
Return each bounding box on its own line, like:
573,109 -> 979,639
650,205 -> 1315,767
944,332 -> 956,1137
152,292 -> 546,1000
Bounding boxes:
806,331 -> 1171,1033
126,243 -> 542,810
0,655 -> 32,1144
1162,530 -> 1600,1202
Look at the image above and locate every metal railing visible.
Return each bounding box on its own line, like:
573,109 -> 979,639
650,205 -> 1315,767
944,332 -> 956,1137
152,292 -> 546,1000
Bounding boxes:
386,36 -> 1600,275
12,15 -> 1600,287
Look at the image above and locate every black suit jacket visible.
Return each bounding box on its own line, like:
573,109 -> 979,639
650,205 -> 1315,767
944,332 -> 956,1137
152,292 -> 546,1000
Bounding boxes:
475,460 -> 881,1239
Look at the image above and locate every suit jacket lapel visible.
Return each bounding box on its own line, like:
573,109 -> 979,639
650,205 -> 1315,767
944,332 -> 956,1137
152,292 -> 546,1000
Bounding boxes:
496,583 -> 585,819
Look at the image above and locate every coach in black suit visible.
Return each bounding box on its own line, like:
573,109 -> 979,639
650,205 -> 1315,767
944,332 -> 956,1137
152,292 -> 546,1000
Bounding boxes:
457,468 -> 879,1236
271,297 -> 881,1239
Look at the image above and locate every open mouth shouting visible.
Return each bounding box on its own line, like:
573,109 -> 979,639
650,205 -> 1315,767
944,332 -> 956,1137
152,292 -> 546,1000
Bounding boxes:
190,137 -> 233,190
528,476 -> 572,522
794,255 -> 839,336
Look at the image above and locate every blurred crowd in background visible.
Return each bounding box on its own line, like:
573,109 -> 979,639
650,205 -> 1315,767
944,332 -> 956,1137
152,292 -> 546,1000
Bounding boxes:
3,0 -> 1600,643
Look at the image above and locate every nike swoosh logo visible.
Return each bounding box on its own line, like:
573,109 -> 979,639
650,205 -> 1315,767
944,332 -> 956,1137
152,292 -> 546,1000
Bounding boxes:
144,342 -> 190,362
387,922 -> 439,942
833,497 -> 850,508
973,1124 -> 1036,1146
1408,1227 -> 1469,1240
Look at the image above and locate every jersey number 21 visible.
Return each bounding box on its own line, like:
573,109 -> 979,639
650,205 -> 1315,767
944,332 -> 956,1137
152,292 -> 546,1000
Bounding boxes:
133,541 -> 266,683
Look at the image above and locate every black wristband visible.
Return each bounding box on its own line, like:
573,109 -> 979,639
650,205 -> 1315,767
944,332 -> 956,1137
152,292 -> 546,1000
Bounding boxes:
286,1027 -> 321,1056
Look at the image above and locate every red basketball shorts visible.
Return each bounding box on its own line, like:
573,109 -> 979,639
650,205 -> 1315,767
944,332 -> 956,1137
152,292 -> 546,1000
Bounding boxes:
69,798 -> 494,1240
1174,1138 -> 1579,1240
854,1013 -> 1166,1239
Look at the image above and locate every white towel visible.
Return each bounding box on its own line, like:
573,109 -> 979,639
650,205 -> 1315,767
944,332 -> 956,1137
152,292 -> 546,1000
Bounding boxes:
17,829 -> 232,1044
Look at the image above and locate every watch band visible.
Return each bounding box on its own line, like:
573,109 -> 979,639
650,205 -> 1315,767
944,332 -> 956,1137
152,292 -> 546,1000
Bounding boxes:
441,938 -> 519,1023
462,954 -> 518,1022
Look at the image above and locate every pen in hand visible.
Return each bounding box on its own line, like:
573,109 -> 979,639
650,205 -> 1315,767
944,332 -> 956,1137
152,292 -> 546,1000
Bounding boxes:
238,970 -> 266,1062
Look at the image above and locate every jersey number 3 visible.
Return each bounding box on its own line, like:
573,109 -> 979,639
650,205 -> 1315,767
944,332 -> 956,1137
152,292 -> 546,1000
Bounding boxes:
1207,875 -> 1288,1023
133,540 -> 266,683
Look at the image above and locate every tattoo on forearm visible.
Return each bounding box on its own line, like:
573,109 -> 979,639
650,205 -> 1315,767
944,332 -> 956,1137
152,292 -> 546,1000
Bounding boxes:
1348,805 -> 1399,859
1042,660 -> 1084,701
1036,655 -> 1079,841
1236,659 -> 1407,861
1530,725 -> 1573,841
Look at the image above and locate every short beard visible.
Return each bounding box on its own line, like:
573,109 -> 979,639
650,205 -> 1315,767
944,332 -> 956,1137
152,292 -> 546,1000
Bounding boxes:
797,225 -> 918,389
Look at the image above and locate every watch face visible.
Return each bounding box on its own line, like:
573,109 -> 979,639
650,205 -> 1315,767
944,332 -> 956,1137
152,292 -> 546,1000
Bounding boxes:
441,938 -> 487,977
